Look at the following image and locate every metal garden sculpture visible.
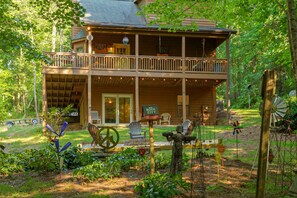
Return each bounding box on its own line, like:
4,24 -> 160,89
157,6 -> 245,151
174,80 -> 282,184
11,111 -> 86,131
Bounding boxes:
46,121 -> 71,170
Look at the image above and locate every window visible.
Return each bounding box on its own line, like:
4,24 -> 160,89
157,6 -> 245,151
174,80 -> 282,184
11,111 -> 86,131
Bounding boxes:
177,95 -> 189,116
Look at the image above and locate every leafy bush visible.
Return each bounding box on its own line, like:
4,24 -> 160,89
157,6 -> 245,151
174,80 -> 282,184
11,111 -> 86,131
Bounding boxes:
73,160 -> 120,181
146,152 -> 190,172
0,152 -> 24,175
73,148 -> 146,181
18,146 -> 58,172
134,172 -> 190,198
62,146 -> 96,169
106,148 -> 147,171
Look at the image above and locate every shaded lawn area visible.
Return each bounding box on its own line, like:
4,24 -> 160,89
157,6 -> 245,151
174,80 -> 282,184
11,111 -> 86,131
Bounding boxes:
0,108 -> 259,155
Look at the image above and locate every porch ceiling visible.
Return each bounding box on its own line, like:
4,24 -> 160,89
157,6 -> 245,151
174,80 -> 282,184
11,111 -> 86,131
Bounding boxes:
45,74 -> 225,108
92,76 -> 224,88
46,74 -> 87,108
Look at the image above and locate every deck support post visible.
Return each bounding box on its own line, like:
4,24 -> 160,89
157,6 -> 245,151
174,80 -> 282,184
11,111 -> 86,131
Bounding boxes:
182,36 -> 186,122
226,35 -> 231,122
87,30 -> 93,124
135,34 -> 140,121
256,70 -> 276,198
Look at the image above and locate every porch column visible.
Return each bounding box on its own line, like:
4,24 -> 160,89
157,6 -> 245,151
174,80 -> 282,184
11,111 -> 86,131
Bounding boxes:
88,75 -> 91,124
226,35 -> 231,122
87,30 -> 93,124
182,36 -> 187,122
42,72 -> 47,136
135,34 -> 140,121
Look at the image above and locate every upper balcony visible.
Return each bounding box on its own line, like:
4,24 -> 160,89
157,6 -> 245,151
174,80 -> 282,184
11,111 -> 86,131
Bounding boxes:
43,52 -> 228,80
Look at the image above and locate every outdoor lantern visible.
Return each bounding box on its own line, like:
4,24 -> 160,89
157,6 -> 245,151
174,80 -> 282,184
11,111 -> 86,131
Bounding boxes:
86,34 -> 93,41
122,36 -> 129,45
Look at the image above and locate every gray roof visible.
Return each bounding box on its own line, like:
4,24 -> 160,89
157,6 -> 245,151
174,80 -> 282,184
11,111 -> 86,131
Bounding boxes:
78,0 -> 147,27
78,0 -> 236,34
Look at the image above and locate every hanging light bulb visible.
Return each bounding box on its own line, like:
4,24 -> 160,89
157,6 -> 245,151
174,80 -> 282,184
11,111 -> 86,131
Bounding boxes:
122,35 -> 129,45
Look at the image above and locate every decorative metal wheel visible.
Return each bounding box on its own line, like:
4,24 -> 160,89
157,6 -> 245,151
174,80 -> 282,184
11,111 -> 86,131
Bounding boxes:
96,126 -> 119,149
259,95 -> 287,124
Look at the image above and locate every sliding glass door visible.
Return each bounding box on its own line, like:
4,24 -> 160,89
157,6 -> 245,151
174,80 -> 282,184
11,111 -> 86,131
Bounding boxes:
102,94 -> 133,124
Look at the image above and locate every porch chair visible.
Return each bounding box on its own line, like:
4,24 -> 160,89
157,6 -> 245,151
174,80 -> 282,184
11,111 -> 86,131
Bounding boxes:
159,113 -> 171,125
128,121 -> 146,139
91,111 -> 101,124
87,123 -> 102,146
182,119 -> 193,136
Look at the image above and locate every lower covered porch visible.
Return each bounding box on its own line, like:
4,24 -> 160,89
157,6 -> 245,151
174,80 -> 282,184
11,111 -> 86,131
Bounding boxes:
78,75 -> 221,127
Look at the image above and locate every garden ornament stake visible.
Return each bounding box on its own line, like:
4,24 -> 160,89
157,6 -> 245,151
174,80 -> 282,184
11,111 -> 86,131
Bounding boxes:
232,120 -> 242,158
163,125 -> 196,175
46,121 -> 71,171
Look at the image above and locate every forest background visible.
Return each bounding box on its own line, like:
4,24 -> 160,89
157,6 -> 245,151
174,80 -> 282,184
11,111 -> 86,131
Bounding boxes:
0,0 -> 295,122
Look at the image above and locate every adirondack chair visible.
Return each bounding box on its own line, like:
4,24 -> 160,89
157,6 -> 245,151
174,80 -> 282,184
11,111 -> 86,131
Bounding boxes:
159,113 -> 171,125
182,119 -> 193,136
128,121 -> 146,139
87,123 -> 102,146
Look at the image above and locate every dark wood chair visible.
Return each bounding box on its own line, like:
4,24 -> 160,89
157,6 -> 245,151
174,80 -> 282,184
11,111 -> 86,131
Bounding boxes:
128,121 -> 146,139
87,123 -> 102,146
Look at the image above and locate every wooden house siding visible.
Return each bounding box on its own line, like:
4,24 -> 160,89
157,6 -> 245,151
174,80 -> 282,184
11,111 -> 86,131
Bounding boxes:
82,83 -> 216,126
42,0 -> 236,130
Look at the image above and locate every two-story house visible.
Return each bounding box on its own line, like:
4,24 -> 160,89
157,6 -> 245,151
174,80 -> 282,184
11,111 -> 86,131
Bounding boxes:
42,0 -> 236,128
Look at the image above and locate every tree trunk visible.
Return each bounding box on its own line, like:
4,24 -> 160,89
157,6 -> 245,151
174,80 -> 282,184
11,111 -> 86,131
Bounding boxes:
51,23 -> 57,52
33,63 -> 39,121
287,0 -> 297,96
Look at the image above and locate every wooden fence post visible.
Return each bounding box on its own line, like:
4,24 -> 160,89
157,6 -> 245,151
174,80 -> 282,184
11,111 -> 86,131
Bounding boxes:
256,70 -> 276,198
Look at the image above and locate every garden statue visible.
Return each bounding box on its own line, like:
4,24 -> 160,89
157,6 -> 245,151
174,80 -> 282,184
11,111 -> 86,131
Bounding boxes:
163,125 -> 196,175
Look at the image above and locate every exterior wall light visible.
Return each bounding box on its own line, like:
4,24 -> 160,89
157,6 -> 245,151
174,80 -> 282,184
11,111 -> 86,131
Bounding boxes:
122,36 -> 129,45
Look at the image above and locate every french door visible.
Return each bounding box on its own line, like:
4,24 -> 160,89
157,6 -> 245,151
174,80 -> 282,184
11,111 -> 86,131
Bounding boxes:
102,94 -> 133,124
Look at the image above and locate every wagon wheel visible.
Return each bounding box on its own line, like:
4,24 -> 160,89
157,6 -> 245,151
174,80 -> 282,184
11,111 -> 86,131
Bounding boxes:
96,127 -> 119,149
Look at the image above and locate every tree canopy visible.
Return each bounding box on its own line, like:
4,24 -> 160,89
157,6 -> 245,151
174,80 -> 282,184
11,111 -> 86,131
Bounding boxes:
141,0 -> 295,108
0,0 -> 296,121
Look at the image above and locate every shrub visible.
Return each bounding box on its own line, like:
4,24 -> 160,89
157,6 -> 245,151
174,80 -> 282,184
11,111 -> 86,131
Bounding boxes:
73,160 -> 120,181
0,152 -> 24,175
62,146 -> 96,169
146,152 -> 190,172
18,146 -> 58,172
134,172 -> 190,198
106,148 -> 147,171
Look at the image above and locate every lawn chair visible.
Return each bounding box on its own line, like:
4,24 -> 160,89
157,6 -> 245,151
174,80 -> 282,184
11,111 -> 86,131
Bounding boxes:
159,113 -> 171,125
182,119 -> 193,136
87,123 -> 102,146
91,111 -> 101,124
128,121 -> 146,139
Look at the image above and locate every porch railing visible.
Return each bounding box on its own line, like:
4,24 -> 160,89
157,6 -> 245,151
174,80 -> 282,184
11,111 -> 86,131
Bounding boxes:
44,52 -> 227,73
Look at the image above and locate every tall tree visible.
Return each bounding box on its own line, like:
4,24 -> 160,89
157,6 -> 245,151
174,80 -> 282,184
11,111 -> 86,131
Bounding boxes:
141,0 -> 294,107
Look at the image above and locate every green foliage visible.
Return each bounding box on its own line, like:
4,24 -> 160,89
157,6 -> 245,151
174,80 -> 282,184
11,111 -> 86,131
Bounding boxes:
73,148 -> 147,182
18,145 -> 58,172
277,96 -> 297,131
134,172 -> 190,198
29,0 -> 85,29
0,151 -> 24,175
146,151 -> 190,172
61,146 -> 96,169
45,104 -> 73,134
106,148 -> 147,171
73,160 -> 120,182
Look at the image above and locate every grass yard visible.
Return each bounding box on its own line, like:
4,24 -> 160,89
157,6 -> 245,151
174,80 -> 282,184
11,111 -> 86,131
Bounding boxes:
1,109 -> 295,197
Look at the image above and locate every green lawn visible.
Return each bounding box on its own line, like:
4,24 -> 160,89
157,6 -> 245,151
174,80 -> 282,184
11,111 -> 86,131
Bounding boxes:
0,108 -> 261,154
